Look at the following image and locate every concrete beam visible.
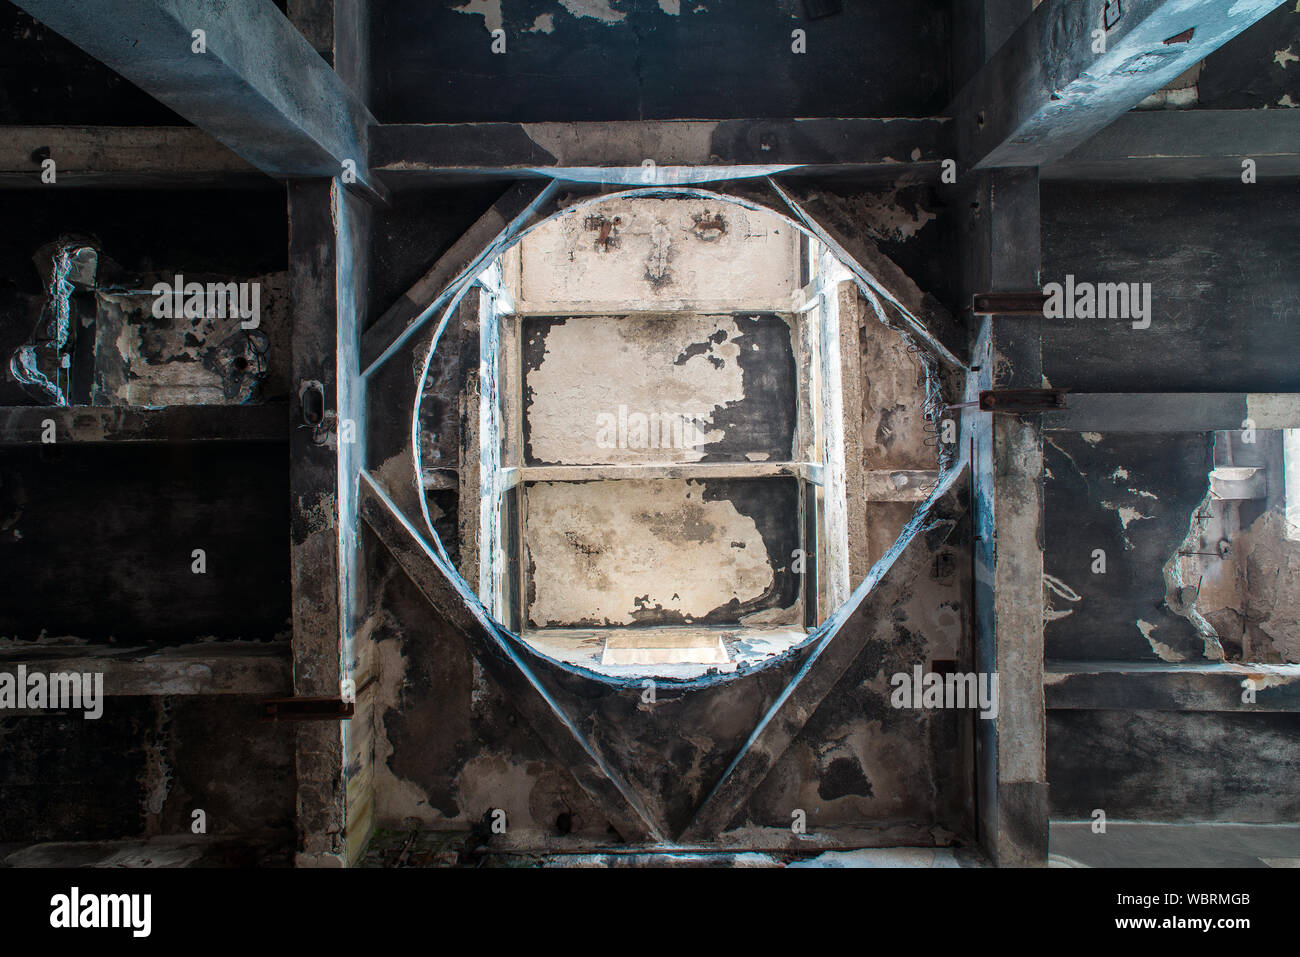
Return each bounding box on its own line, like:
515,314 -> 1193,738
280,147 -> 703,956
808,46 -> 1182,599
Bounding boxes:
287,180 -> 360,867
361,180 -> 557,374
507,463 -> 806,486
357,472 -> 663,844
948,0 -> 1287,169
1042,393 -> 1300,432
12,0 -> 382,199
0,126 -> 265,189
680,467 -> 966,842
369,119 -> 951,181
1045,661 -> 1300,712
0,641 -> 290,697
1043,109 -> 1300,181
959,161 -> 1049,866
0,404 -> 285,445
864,470 -> 941,503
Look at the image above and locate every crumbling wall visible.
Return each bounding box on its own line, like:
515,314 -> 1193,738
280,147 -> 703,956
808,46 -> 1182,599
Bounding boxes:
0,443 -> 290,648
0,694 -> 295,856
369,181 -> 971,854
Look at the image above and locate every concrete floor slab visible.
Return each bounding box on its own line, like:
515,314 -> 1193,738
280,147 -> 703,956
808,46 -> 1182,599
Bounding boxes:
1050,822 -> 1300,868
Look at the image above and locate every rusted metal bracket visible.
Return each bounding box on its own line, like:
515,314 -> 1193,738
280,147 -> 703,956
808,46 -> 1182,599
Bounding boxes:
951,389 -> 1066,413
978,389 -> 1066,413
971,291 -> 1048,316
262,696 -> 355,721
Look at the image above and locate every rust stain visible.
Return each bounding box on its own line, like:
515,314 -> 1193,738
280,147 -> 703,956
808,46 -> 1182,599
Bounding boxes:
584,213 -> 622,252
690,211 -> 727,242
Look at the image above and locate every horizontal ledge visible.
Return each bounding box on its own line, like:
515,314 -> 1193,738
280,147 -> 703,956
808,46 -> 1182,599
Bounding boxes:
1043,110 -> 1300,182
503,462 -> 811,487
1042,393 -> 1300,433
370,118 -> 951,177
1045,660 -> 1300,712
0,404 -> 288,445
864,469 -> 940,502
0,126 -> 270,189
0,640 -> 291,697
482,464 -> 935,499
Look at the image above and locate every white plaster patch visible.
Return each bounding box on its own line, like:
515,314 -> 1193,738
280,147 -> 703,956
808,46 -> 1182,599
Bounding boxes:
1275,46 -> 1298,68
1117,506 -> 1149,529
559,0 -> 627,24
842,189 -> 938,243
1137,619 -> 1182,662
1279,94 -> 1299,108
528,12 -> 555,32
1081,432 -> 1103,445
451,0 -> 503,32
1111,467 -> 1130,480
1101,501 -> 1152,534
525,479 -> 776,626
657,0 -> 681,13
525,314 -> 748,465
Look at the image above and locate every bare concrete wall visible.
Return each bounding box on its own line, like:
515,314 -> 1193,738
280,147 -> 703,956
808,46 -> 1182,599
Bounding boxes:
506,197 -> 799,314
0,694 -> 295,853
524,477 -> 800,629
522,312 -> 796,467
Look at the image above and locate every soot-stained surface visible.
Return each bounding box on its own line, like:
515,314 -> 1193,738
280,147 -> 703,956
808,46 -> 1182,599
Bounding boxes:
1044,432 -> 1215,662
0,694 -> 295,846
1198,2 -> 1300,110
365,183 -> 506,328
0,699 -> 152,842
1048,710 -> 1300,822
370,0 -> 950,123
523,476 -> 799,628
741,537 -> 971,836
1040,182 -> 1300,393
367,534 -> 615,841
0,444 -> 291,646
0,2 -> 188,125
1040,434 -> 1211,665
522,313 -> 796,466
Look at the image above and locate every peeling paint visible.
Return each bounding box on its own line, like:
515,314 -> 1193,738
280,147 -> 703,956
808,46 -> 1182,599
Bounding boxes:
1137,619 -> 1182,662
559,0 -> 627,26
524,315 -> 745,466
451,0 -> 503,33
524,479 -> 778,626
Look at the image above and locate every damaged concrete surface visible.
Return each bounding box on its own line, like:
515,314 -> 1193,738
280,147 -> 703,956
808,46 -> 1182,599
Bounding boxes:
5,0 -> 1300,879
0,694 -> 295,848
523,478 -> 797,628
522,313 -> 792,467
507,197 -> 799,312
1044,432 -> 1216,661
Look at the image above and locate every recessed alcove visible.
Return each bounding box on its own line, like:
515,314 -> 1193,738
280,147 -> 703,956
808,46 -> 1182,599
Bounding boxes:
417,191 -> 942,678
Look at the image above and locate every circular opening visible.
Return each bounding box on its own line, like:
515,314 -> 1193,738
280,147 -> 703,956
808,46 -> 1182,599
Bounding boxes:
415,189 -> 946,681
